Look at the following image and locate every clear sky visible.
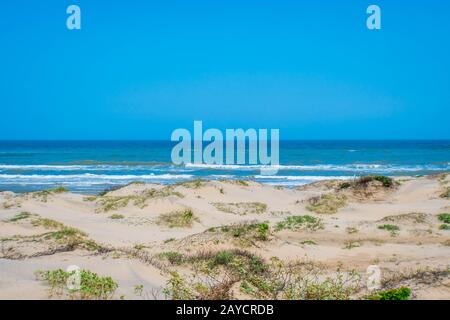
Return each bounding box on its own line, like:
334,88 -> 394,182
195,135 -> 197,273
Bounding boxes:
0,0 -> 449,140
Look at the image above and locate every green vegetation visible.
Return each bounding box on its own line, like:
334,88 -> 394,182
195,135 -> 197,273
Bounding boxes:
8,211 -> 32,222
156,209 -> 198,228
338,182 -> 352,190
355,175 -> 394,188
109,214 -> 125,220
213,202 -> 267,215
437,213 -> 450,224
157,251 -> 184,265
209,221 -> 271,245
36,269 -> 118,300
275,215 -> 323,232
367,287 -> 411,300
439,224 -> 450,230
306,193 -> 347,214
378,224 -> 400,237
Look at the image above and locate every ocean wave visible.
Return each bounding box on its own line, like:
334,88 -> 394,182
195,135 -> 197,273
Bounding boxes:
252,175 -> 350,181
185,163 -> 450,172
0,173 -> 193,181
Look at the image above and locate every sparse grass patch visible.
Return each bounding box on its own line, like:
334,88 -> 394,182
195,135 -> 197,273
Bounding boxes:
306,193 -> 347,214
343,240 -> 361,249
157,251 -> 184,265
32,187 -> 68,202
156,209 -> 198,228
109,214 -> 124,220
96,187 -> 183,212
346,227 -> 358,234
36,269 -> 118,299
210,221 -> 271,245
440,187 -> 450,199
8,211 -> 32,222
367,287 -> 411,300
212,202 -> 267,215
222,180 -> 250,187
275,215 -> 323,232
378,224 -> 400,237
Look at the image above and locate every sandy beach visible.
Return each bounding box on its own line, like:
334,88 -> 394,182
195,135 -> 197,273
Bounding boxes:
0,174 -> 449,300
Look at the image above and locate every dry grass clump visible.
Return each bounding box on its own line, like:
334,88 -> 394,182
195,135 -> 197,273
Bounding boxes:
156,209 -> 199,228
2,213 -> 105,258
162,251 -> 361,300
306,193 -> 347,214
379,212 -> 429,225
31,187 -> 68,202
220,180 -> 250,187
212,202 -> 267,215
440,187 -> 450,199
95,187 -> 183,212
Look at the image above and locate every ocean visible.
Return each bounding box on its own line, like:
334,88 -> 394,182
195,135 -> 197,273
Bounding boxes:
0,140 -> 449,194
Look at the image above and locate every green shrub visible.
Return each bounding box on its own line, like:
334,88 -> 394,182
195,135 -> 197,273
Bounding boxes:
158,251 -> 184,265
109,214 -> 124,220
367,287 -> 411,300
36,269 -> 118,300
437,213 -> 450,224
378,224 -> 400,236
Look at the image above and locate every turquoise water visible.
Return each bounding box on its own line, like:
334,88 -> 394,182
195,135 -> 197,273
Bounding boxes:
0,140 -> 449,193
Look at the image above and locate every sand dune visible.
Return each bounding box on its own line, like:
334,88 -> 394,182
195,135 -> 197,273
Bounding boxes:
1,175 -> 449,300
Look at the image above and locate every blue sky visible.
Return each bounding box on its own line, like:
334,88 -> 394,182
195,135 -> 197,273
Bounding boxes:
0,0 -> 449,140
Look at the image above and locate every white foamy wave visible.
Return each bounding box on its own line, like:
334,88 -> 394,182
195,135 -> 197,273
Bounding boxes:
252,175 -> 351,181
0,173 -> 193,182
185,163 -> 449,172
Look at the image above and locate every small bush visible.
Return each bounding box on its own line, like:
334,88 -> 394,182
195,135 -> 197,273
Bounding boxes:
355,175 -> 394,188
36,269 -> 118,300
367,287 -> 411,300
439,224 -> 450,230
158,251 -> 184,265
437,213 -> 450,224
378,224 -> 400,236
